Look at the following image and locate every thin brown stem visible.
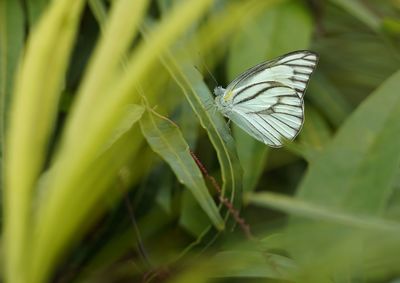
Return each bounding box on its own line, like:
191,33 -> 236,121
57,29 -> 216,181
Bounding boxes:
189,150 -> 254,239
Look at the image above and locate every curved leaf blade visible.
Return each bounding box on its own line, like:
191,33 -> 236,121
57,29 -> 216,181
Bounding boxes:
249,192 -> 400,233
140,108 -> 224,230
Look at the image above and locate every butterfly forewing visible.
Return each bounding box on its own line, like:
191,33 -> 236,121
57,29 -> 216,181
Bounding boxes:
226,50 -> 318,99
218,50 -> 318,147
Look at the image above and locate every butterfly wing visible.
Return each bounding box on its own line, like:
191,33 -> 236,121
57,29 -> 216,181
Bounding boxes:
228,83 -> 303,147
222,50 -> 318,147
226,50 -> 318,98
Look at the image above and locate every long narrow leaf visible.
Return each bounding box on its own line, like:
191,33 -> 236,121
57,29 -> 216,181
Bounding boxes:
140,108 -> 224,230
249,192 -> 400,233
0,0 -> 25,166
64,0 -> 149,146
26,0 -> 51,27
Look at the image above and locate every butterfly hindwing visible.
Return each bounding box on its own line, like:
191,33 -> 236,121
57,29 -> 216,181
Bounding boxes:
229,84 -> 303,147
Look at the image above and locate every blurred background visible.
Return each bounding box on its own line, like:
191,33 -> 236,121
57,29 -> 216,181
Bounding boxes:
1,0 -> 400,282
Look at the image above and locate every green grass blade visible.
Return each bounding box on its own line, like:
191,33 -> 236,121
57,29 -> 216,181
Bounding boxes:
0,0 -> 25,190
297,69 -> 400,214
3,1 -> 85,282
25,0 -> 51,27
64,0 -> 149,146
211,250 -> 296,280
249,192 -> 400,233
88,0 -> 108,29
166,249 -> 296,282
140,108 -> 224,230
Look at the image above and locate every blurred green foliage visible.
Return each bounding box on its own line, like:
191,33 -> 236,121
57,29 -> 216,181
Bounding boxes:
1,0 -> 400,282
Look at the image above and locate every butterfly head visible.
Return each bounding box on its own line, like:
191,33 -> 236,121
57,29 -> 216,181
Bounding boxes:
213,86 -> 225,96
214,86 -> 233,115
214,86 -> 234,104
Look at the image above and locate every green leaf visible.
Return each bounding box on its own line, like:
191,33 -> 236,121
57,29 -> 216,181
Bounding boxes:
177,99 -> 200,149
155,169 -> 175,214
384,170 -> 400,220
0,0 -> 25,159
65,0 -> 149,143
212,250 -> 297,280
140,107 -> 224,230
297,69 -> 400,215
227,0 -> 313,191
26,0 -> 51,28
88,0 -> 108,29
249,192 -> 400,233
166,248 -> 297,282
102,104 -> 145,152
179,190 -> 212,236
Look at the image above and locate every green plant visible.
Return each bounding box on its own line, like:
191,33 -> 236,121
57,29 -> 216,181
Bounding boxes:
1,0 -> 400,282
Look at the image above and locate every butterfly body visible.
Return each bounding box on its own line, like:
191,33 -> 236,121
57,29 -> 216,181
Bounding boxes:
214,86 -> 233,115
214,50 -> 318,147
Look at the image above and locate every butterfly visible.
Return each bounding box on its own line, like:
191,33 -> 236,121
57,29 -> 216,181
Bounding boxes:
214,50 -> 319,148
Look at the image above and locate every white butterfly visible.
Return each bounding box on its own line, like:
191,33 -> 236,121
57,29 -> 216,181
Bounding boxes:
214,50 -> 318,148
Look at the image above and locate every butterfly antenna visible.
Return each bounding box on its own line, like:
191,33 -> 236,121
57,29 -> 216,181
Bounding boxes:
195,53 -> 219,88
203,61 -> 219,87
